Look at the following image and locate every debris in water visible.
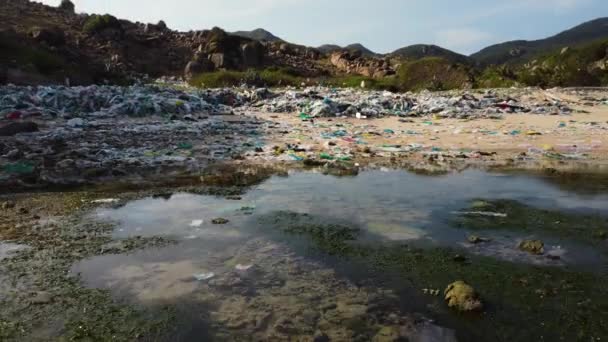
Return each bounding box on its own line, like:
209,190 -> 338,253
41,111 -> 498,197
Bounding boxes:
468,235 -> 491,244
189,219 -> 204,227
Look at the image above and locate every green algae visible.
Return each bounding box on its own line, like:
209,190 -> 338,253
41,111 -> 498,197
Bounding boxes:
259,210 -> 608,341
452,199 -> 608,246
0,191 -> 177,341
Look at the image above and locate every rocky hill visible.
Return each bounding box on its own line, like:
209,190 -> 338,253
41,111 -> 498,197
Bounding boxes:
0,0 -> 332,85
317,43 -> 377,57
392,44 -> 471,65
1,0 -> 607,90
231,28 -> 283,42
471,17 -> 608,66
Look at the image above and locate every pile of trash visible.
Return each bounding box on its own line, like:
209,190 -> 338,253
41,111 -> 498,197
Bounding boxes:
0,85 -> 248,119
0,85 -> 578,120
254,87 -> 575,119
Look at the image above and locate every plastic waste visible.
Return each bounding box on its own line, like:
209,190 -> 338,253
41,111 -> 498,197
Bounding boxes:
193,272 -> 215,281
189,219 -> 203,227
92,198 -> 119,204
2,162 -> 35,175
236,264 -> 253,271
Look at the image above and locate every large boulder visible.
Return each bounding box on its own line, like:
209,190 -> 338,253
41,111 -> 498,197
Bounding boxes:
241,41 -> 265,67
184,57 -> 215,80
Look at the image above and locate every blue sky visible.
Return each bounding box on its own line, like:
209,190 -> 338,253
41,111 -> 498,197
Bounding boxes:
40,0 -> 607,55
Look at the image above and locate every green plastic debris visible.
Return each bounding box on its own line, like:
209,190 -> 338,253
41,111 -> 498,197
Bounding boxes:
299,113 -> 311,121
177,142 -> 193,150
320,153 -> 335,160
2,162 -> 35,175
288,154 -> 304,161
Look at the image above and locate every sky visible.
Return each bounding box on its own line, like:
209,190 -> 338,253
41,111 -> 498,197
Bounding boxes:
39,0 -> 608,55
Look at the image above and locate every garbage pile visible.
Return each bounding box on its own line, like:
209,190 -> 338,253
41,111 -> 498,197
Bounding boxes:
0,85 -> 248,119
255,87 -> 575,119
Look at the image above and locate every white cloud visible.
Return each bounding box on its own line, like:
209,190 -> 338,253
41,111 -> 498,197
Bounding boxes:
435,28 -> 494,54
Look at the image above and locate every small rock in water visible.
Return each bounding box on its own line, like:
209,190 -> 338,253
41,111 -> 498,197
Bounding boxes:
212,218 -> 229,224
453,254 -> 467,262
372,326 -> 400,341
468,235 -> 490,244
444,281 -> 483,312
518,240 -> 544,255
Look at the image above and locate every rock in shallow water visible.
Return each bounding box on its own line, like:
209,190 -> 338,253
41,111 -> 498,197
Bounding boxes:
518,240 -> 545,255
444,280 -> 483,312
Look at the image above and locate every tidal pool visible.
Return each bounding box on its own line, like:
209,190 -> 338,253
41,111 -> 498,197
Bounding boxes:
73,169 -> 608,341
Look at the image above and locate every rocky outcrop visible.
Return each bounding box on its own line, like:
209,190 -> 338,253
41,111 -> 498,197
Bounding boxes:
329,51 -> 394,78
183,29 -> 268,79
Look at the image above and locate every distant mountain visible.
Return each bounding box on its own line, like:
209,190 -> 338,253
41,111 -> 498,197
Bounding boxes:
344,43 -> 377,57
317,44 -> 342,54
471,17 -> 608,66
231,28 -> 283,42
391,44 -> 471,64
317,43 -> 377,57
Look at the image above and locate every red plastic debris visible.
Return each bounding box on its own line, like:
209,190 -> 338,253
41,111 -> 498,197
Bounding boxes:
5,111 -> 22,120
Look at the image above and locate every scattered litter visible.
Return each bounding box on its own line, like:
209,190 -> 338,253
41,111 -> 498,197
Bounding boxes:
236,264 -> 253,271
189,219 -> 203,227
92,198 -> 120,204
453,211 -> 507,218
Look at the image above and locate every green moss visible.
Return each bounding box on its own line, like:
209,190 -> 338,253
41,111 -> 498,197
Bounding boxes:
452,199 -> 608,245
258,211 -> 360,254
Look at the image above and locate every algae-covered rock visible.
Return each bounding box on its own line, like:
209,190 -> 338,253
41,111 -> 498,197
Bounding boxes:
444,281 -> 483,312
518,240 -> 544,255
372,326 -> 400,342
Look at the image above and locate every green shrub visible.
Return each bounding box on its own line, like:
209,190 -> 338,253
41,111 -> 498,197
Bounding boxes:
395,57 -> 473,91
189,68 -> 305,88
59,0 -> 75,12
83,14 -> 122,34
475,66 -> 518,88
